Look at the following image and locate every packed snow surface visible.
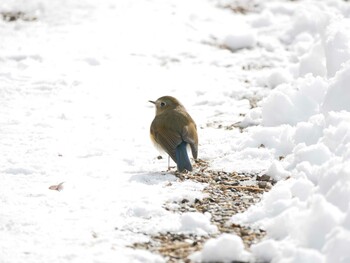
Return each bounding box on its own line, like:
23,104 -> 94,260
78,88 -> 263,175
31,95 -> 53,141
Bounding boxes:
1,0 -> 350,262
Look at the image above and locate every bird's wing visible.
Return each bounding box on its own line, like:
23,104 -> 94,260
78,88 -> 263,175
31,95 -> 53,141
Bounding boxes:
151,125 -> 181,162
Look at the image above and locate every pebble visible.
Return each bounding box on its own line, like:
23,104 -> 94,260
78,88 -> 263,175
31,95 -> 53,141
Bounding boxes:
257,174 -> 271,181
258,181 -> 267,188
181,199 -> 189,204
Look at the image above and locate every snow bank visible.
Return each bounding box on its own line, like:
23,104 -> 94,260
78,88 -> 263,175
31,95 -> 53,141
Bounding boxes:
236,86 -> 350,262
229,2 -> 350,263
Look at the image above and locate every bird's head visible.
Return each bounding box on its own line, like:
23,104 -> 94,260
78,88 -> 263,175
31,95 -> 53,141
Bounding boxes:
149,96 -> 182,115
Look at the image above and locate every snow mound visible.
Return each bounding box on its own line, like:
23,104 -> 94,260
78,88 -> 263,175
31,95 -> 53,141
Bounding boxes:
179,212 -> 218,235
223,26 -> 256,51
189,234 -> 251,263
262,76 -> 328,126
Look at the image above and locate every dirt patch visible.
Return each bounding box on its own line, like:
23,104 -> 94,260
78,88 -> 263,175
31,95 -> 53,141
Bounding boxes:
131,160 -> 274,262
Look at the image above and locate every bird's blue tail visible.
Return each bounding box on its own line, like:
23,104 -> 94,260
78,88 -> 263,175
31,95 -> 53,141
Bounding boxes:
175,141 -> 192,172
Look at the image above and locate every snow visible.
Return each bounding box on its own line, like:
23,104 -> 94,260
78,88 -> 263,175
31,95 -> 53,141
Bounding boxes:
179,212 -> 218,236
1,0 -> 350,262
223,29 -> 257,51
189,233 -> 251,263
323,61 -> 350,112
262,76 -> 328,126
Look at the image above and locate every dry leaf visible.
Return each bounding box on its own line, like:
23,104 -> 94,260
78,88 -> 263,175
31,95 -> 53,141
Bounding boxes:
49,182 -> 64,191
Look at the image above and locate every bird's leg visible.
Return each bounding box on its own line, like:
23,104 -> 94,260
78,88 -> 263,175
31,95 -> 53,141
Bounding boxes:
167,155 -> 176,171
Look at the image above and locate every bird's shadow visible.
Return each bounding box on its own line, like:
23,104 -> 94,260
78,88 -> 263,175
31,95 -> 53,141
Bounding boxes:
129,171 -> 177,185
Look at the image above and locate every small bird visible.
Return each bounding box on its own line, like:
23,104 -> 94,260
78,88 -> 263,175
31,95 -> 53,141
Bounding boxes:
149,96 -> 198,172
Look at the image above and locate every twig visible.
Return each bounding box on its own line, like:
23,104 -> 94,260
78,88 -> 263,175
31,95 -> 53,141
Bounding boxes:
222,185 -> 265,192
158,242 -> 192,252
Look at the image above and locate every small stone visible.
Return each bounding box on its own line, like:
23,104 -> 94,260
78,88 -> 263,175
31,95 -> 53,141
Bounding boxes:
266,182 -> 273,189
240,229 -> 249,236
258,181 -> 267,189
257,174 -> 271,181
214,177 -> 222,182
194,198 -> 201,204
181,199 -> 189,204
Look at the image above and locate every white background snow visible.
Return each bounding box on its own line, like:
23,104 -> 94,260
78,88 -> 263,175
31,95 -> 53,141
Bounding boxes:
1,0 -> 350,262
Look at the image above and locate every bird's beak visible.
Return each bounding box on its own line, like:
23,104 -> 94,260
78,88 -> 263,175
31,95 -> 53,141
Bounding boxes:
149,100 -> 156,104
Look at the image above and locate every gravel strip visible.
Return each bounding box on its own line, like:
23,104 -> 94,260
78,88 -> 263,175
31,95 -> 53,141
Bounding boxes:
131,160 -> 274,262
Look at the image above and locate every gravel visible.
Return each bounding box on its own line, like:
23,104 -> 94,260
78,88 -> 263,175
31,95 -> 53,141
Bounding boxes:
131,159 -> 273,262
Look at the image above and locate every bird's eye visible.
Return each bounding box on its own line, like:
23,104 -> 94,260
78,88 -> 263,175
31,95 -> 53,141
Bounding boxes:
160,102 -> 166,107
